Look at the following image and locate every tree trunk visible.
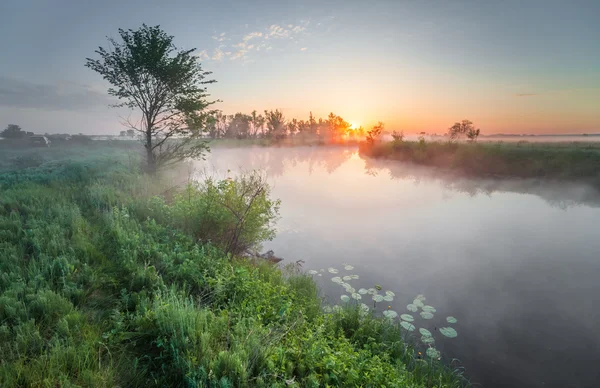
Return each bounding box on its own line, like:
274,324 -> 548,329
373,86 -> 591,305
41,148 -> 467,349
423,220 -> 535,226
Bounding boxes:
145,131 -> 156,173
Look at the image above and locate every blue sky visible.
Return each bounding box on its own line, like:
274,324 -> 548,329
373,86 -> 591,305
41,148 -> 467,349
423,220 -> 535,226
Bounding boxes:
1,0 -> 599,134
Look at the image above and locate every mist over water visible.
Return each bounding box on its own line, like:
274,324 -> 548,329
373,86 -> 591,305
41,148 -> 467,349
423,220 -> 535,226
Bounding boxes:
197,146 -> 600,388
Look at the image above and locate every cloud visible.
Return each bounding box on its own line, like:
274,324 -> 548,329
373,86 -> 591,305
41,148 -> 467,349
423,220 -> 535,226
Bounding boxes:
515,93 -> 538,97
206,21 -> 309,63
195,50 -> 210,60
0,76 -> 113,110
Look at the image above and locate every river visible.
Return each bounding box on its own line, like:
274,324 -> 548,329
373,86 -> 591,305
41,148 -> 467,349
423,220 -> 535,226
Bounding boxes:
199,146 -> 600,388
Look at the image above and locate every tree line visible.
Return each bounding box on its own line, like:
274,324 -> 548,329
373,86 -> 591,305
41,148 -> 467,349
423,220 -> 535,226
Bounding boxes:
205,110 -> 366,141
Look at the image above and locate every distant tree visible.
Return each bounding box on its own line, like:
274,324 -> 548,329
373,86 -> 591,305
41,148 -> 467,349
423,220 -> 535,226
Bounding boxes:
1,124 -> 26,138
249,110 -> 265,137
126,129 -> 135,137
119,130 -> 127,136
391,130 -> 404,142
264,109 -> 286,140
225,113 -> 252,139
366,122 -> 384,145
85,24 -> 216,172
448,120 -> 480,141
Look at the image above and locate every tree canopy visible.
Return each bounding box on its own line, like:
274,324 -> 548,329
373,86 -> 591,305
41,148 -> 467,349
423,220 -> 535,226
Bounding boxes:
85,24 -> 216,172
1,124 -> 25,138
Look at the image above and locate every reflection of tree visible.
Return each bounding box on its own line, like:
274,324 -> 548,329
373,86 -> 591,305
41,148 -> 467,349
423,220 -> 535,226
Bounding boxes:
206,146 -> 355,178
360,154 -> 600,209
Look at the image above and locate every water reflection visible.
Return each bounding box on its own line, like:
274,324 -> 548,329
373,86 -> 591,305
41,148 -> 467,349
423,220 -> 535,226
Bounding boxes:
200,146 -> 600,388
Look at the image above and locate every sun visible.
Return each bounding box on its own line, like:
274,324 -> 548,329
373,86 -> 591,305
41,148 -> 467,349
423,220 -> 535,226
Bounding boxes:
349,121 -> 360,129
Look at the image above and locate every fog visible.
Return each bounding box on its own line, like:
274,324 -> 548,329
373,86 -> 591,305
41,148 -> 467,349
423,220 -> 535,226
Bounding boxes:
196,146 -> 600,388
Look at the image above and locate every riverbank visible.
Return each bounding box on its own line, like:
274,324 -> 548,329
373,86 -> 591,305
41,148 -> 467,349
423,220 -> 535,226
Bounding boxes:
0,145 -> 467,387
359,140 -> 600,185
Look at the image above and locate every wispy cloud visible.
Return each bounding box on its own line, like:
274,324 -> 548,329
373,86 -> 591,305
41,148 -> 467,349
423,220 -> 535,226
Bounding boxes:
515,93 -> 538,97
204,20 -> 309,63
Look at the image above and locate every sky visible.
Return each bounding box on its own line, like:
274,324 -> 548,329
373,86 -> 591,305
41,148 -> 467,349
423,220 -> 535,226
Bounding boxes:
0,0 -> 599,135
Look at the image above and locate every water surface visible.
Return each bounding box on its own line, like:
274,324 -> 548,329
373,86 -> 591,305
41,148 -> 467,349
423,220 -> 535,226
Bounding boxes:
199,146 -> 600,388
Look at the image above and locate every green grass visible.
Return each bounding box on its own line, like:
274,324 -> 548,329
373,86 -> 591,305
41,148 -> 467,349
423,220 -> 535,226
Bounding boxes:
0,144 -> 467,387
360,139 -> 600,185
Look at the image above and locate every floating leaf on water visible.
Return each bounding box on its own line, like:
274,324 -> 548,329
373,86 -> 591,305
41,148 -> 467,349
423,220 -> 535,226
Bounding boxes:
426,347 -> 440,359
360,303 -> 370,313
406,304 -> 418,312
331,276 -> 343,284
413,299 -> 425,308
422,305 -> 436,313
358,288 -> 368,295
350,274 -> 359,279
322,306 -> 333,313
446,316 -> 458,324
400,321 -> 416,331
440,327 -> 458,338
373,295 -> 384,303
328,268 -> 339,274
385,291 -> 396,297
351,293 -> 362,300
420,311 -> 434,320
383,295 -> 394,302
400,314 -> 414,322
319,269 -> 325,272
342,276 -> 352,281
308,270 -> 318,275
340,295 -> 350,302
343,284 -> 355,293
421,335 -> 435,345
367,288 -> 377,295
375,284 -> 382,291
415,294 -> 426,301
317,274 -> 322,276
419,328 -> 432,337
344,265 -> 354,270
383,310 -> 398,319
332,305 -> 342,312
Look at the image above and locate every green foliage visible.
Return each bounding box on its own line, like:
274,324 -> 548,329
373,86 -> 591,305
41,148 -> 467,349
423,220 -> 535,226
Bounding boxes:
366,121 -> 385,145
1,124 -> 25,139
85,24 -> 216,172
0,145 -> 467,387
360,139 -> 600,184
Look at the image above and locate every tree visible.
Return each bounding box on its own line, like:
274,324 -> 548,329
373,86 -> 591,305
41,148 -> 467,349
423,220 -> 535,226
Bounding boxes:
1,124 -> 25,138
448,120 -> 480,141
85,24 -> 216,172
264,109 -> 286,140
225,113 -> 252,139
249,110 -> 265,138
365,122 -> 384,145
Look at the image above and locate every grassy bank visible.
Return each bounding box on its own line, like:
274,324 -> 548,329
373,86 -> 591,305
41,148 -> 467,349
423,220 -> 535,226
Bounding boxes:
0,145 -> 466,387
360,140 -> 600,184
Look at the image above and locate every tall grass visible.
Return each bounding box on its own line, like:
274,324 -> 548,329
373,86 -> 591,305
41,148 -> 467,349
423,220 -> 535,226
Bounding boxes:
360,139 -> 600,185
0,144 -> 468,387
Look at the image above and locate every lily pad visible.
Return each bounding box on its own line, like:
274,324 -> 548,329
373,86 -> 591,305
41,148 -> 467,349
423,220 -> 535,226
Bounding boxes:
332,305 -> 342,312
331,276 -> 343,284
308,270 -> 318,275
422,305 -> 436,313
446,316 -> 458,324
373,294 -> 384,303
322,306 -> 332,313
419,328 -> 432,337
400,321 -> 416,331
420,311 -> 434,320
360,303 -> 370,313
415,294 -> 426,301
400,314 -> 414,322
426,348 -> 440,359
342,276 -> 352,281
328,268 -> 339,274
440,327 -> 458,338
383,310 -> 398,319
340,295 -> 350,302
367,288 -> 377,295
351,293 -> 362,300
344,265 -> 354,270
413,299 -> 425,308
406,304 -> 418,312
421,335 -> 435,345
358,288 -> 368,295
350,274 -> 359,280
383,295 -> 394,302
385,291 -> 396,297
375,284 -> 382,291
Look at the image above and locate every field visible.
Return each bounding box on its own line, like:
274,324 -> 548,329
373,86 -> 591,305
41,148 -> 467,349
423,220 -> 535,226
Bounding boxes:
359,139 -> 600,186
0,142 -> 467,387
